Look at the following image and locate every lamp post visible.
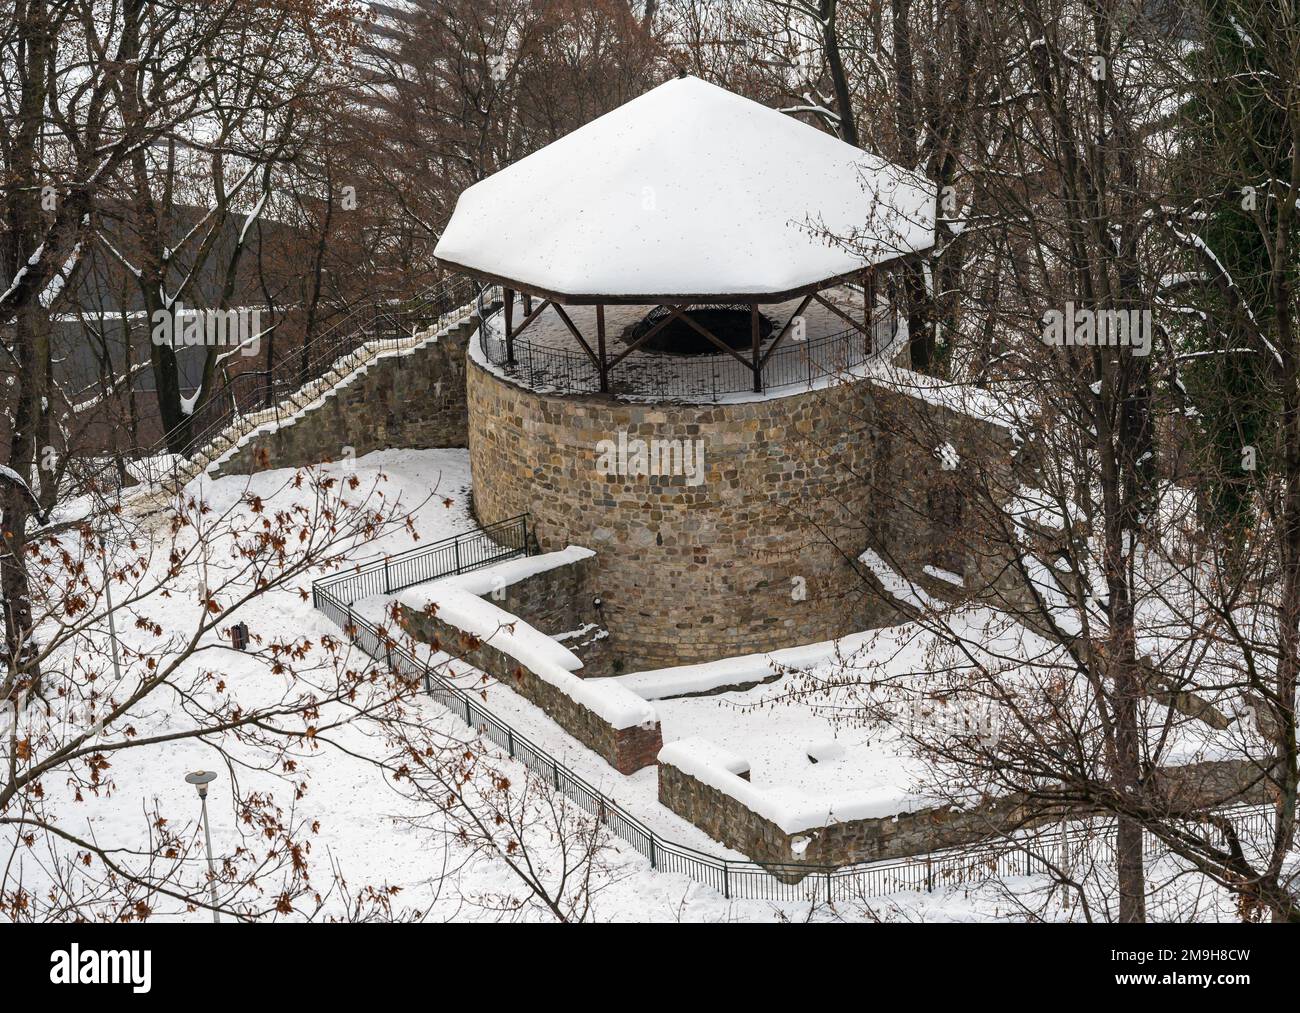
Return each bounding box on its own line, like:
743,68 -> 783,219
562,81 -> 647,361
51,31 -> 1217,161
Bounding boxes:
184,770 -> 220,923
98,536 -> 123,687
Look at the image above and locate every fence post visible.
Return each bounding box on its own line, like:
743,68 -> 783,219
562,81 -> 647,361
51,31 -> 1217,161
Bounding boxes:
454,538 -> 462,575
384,559 -> 391,594
864,268 -> 877,356
723,863 -> 730,900
507,727 -> 515,759
649,834 -> 657,870
826,869 -> 833,905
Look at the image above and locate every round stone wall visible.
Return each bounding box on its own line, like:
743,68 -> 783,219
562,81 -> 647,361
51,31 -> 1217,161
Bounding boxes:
467,352 -> 900,672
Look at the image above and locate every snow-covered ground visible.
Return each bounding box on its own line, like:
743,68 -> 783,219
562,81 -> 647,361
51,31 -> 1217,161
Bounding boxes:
5,447 -> 1288,922
3,449 -> 861,921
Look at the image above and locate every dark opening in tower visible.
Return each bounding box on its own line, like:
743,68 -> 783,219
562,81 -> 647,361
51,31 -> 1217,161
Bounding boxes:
622,305 -> 774,356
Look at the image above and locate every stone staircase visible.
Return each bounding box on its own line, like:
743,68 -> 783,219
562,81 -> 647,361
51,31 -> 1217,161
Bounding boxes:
126,297 -> 490,515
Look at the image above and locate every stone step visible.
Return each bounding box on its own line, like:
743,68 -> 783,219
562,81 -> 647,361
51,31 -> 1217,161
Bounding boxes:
127,301 -> 486,517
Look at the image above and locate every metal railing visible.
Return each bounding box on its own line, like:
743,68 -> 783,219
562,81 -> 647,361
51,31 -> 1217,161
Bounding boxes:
310,517 -> 1282,903
479,303 -> 897,400
129,277 -> 481,488
314,514 -> 532,606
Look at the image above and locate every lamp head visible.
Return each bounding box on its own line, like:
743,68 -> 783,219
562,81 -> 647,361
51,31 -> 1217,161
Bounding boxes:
185,769 -> 218,798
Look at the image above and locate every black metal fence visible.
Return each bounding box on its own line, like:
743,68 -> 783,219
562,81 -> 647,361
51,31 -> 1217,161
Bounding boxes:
480,303 -> 897,400
314,514 -> 532,606
311,516 -> 1282,904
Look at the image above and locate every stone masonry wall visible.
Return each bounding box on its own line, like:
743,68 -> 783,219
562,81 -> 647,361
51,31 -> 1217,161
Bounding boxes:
399,595 -> 661,774
658,754 -> 1272,871
657,761 -> 1029,870
483,554 -> 597,643
480,554 -> 618,677
210,325 -> 473,478
468,352 -> 1020,671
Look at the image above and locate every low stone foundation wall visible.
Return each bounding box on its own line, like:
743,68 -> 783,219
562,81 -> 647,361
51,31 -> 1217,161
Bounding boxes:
400,594 -> 660,775
477,552 -> 619,677
486,553 -> 598,631
658,743 -> 1271,870
657,757 -> 1025,869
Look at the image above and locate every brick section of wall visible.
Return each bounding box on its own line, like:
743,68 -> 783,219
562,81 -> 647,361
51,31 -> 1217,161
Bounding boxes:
467,353 -> 1019,671
210,327 -> 473,478
658,755 -> 1272,871
399,592 -> 661,775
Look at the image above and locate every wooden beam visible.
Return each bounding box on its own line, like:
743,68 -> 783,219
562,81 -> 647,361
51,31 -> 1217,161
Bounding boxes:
510,298 -> 552,343
550,303 -> 601,369
434,252 -> 930,306
813,291 -> 873,338
759,293 -> 814,369
666,306 -> 756,371
606,306 -> 682,369
504,288 -> 516,362
863,268 -> 877,355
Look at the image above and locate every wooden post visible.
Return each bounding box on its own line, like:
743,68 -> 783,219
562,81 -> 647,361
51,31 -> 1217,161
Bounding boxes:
864,268 -> 877,356
751,303 -> 762,392
504,288 -> 516,363
596,304 -> 608,393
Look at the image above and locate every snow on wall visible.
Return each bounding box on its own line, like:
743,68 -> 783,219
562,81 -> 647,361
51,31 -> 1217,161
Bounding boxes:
606,629 -> 881,701
858,549 -> 941,612
429,545 -> 596,597
201,306 -> 475,478
658,736 -> 936,835
399,548 -> 655,731
864,360 -> 1027,436
658,736 -> 750,778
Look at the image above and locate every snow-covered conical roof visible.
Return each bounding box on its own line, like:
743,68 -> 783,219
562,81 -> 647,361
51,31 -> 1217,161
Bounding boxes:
434,76 -> 936,303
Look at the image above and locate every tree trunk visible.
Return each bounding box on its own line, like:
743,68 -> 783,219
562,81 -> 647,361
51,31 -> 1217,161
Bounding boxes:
1,0 -> 55,693
820,0 -> 858,146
